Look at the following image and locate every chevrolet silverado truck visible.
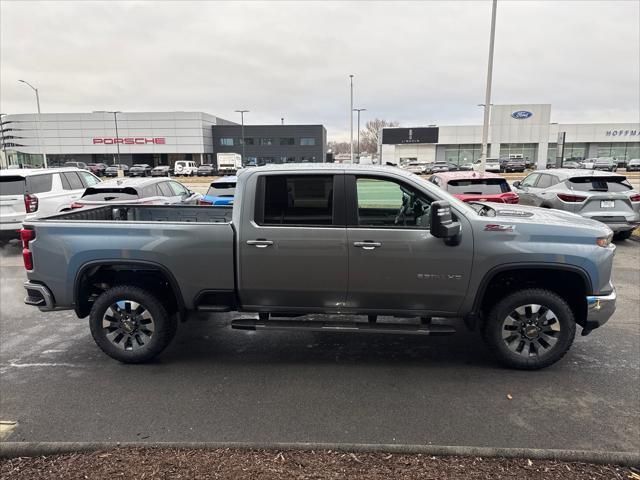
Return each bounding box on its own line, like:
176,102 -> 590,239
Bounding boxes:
21,165 -> 617,369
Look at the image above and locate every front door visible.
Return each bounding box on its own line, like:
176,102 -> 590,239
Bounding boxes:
238,173 -> 348,310
514,173 -> 541,206
345,175 -> 473,315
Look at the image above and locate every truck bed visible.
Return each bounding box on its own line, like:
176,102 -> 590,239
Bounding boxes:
44,204 -> 233,223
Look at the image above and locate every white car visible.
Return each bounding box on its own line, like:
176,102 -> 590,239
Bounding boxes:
0,168 -> 101,232
404,162 -> 428,175
472,158 -> 501,173
581,158 -> 597,169
173,160 -> 197,176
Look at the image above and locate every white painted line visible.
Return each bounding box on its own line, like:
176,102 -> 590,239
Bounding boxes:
8,362 -> 81,368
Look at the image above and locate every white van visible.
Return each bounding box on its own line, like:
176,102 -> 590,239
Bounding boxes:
173,161 -> 197,176
0,168 -> 101,232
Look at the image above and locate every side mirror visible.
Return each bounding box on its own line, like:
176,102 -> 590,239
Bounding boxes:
512,180 -> 521,188
430,200 -> 461,243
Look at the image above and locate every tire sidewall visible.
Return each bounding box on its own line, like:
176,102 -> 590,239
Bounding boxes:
483,289 -> 576,370
89,286 -> 175,363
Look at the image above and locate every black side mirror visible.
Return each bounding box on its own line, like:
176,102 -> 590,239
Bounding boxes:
430,200 -> 461,244
512,180 -> 521,188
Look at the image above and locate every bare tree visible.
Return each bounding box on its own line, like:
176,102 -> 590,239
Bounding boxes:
327,140 -> 351,154
359,118 -> 399,153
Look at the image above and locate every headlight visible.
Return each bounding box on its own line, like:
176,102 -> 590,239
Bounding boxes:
596,234 -> 613,247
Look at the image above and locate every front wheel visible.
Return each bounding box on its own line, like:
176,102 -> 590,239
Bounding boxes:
613,230 -> 632,241
482,288 -> 576,370
89,286 -> 177,363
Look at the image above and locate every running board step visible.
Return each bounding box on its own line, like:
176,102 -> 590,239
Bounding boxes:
231,319 -> 455,335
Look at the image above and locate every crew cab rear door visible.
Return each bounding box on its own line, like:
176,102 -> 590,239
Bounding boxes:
238,172 -> 348,310
344,174 -> 473,315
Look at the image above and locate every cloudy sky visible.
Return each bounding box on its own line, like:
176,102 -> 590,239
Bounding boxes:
1,0 -> 638,140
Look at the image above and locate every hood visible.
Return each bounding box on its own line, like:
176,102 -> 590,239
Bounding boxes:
478,202 -> 612,234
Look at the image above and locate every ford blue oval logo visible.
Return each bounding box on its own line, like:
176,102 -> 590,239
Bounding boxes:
511,110 -> 533,120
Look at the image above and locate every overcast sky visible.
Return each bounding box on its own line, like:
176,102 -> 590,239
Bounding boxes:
1,0 -> 638,141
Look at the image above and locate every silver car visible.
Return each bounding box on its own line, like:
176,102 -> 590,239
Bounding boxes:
513,169 -> 640,240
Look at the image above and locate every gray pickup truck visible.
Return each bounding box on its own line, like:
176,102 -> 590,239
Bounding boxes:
21,165 -> 617,369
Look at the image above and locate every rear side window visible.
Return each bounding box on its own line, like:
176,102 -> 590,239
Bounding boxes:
157,182 -> 174,197
78,171 -> 100,187
61,172 -> 84,190
81,187 -> 139,201
257,175 -> 334,226
142,185 -> 161,197
206,182 -> 235,197
535,174 -> 557,189
568,177 -> 632,192
446,178 -> 510,195
0,176 -> 26,195
27,174 -> 53,193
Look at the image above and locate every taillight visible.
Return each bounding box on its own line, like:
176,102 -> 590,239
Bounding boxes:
503,193 -> 519,204
24,194 -> 39,213
20,228 -> 35,270
198,199 -> 213,206
630,194 -> 640,202
557,193 -> 587,203
70,202 -> 84,209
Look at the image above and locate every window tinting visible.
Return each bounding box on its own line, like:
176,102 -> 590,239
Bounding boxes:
568,177 -> 633,192
168,181 -> 188,196
220,138 -> 234,146
26,174 -> 53,193
259,175 -> 334,226
62,172 -> 84,190
0,177 -> 26,195
300,137 -> 316,146
446,178 -> 510,195
356,177 -> 432,228
78,171 -> 100,187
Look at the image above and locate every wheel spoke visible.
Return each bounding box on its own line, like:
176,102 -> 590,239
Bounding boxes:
502,303 -> 561,359
102,299 -> 155,352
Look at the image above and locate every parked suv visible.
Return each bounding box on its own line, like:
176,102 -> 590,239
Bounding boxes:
197,164 -> 217,176
87,163 -> 108,177
593,158 -> 617,172
104,164 -> 130,177
173,161 -> 197,176
626,159 -> 640,172
0,168 -> 100,232
128,164 -> 152,177
513,169 -> 640,241
151,166 -> 172,177
429,171 -> 519,204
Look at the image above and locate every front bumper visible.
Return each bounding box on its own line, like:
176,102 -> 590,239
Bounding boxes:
584,287 -> 616,331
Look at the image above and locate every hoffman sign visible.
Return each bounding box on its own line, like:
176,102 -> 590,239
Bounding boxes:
605,130 -> 639,137
92,137 -> 166,145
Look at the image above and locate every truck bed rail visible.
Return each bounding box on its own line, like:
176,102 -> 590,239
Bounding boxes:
41,205 -> 232,223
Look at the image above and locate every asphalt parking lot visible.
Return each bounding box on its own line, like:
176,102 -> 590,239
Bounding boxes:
1,237 -> 638,452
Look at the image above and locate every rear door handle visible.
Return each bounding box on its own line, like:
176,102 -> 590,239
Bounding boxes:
353,241 -> 382,250
247,239 -> 274,248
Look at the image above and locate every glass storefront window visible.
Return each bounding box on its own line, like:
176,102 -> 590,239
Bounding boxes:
220,138 -> 234,146
443,144 -> 481,165
597,142 -> 640,161
300,137 -> 316,146
499,143 -> 537,163
562,143 -> 586,161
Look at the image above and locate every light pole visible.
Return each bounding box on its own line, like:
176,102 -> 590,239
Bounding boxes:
353,108 -> 366,161
479,0 -> 497,174
18,79 -> 47,168
94,111 -> 121,165
349,75 -> 354,163
235,110 -> 249,165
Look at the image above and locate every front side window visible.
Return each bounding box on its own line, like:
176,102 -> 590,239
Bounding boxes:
356,177 -> 432,228
300,137 -> 316,146
220,138 -> 234,146
258,175 -> 334,226
520,173 -> 540,187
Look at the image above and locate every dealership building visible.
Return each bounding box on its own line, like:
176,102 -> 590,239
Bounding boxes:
0,111 -> 326,169
380,104 -> 640,168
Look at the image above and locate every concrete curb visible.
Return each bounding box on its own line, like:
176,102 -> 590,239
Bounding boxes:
1,442 -> 638,467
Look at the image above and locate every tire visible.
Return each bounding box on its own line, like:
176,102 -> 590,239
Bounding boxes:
89,285 -> 177,363
613,230 -> 632,241
481,288 -> 576,370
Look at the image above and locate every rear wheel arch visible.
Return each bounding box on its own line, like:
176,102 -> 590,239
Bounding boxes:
74,260 -> 185,319
473,264 -> 591,328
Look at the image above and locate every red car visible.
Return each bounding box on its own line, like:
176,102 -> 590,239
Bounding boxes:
428,171 -> 519,204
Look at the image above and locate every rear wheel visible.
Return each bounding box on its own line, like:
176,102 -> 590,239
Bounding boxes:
482,288 -> 576,370
613,230 -> 632,241
89,286 -> 177,363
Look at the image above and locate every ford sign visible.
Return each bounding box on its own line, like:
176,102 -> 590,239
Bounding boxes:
511,110 -> 533,120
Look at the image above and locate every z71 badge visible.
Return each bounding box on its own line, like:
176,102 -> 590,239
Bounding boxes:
484,224 -> 516,232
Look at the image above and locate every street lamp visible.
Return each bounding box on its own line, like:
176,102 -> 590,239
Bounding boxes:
18,79 -> 47,168
478,0 -> 498,174
94,110 -> 122,165
235,110 -> 249,165
353,108 -> 366,161
349,75 -> 354,163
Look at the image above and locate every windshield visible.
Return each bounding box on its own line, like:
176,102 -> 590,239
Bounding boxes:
410,174 -> 477,216
0,176 -> 26,195
568,177 -> 632,192
206,182 -> 235,197
446,178 -> 511,195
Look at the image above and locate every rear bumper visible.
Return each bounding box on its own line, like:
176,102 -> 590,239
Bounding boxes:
24,281 -> 55,311
0,221 -> 23,231
584,287 -> 616,330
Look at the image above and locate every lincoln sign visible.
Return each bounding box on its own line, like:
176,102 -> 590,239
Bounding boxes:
92,137 -> 166,145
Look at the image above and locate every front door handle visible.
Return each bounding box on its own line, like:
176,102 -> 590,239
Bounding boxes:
353,241 -> 382,250
247,239 -> 274,248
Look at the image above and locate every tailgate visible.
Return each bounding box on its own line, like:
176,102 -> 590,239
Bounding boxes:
0,176 -> 27,225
